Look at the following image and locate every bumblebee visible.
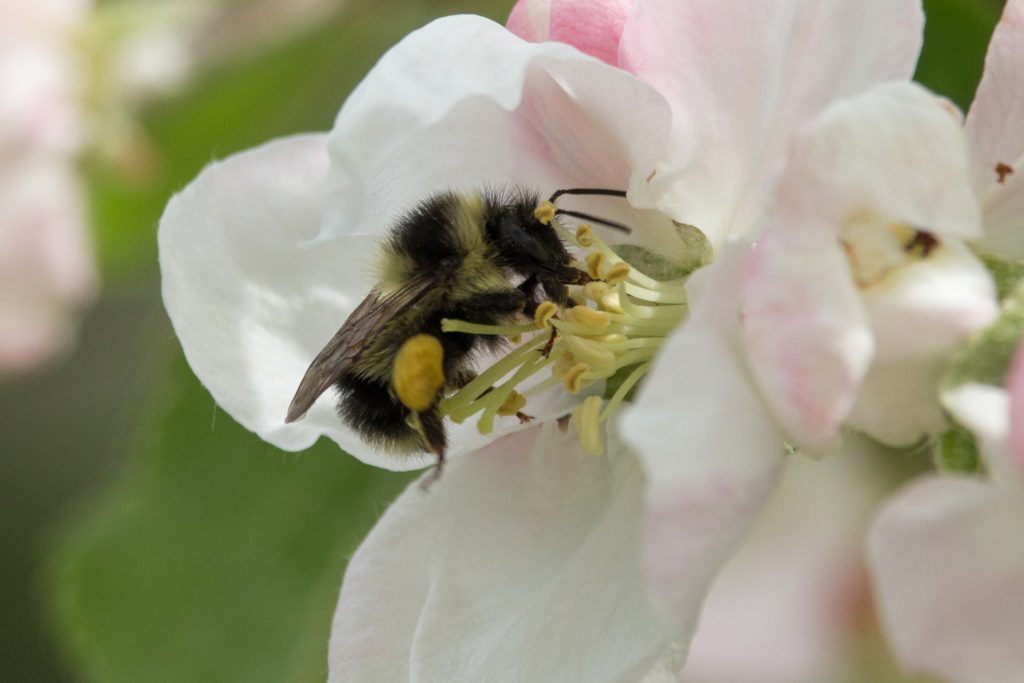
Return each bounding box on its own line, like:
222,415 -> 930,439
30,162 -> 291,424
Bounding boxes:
285,187 -> 627,473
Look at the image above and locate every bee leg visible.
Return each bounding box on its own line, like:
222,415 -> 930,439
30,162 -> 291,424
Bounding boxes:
417,407 -> 446,491
518,275 -> 541,317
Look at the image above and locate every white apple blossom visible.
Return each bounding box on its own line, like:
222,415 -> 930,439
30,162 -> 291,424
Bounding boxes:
159,1 -> 1014,681
867,3 -> 1024,680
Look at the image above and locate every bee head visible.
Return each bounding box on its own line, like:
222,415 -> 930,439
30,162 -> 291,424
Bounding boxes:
491,206 -> 570,277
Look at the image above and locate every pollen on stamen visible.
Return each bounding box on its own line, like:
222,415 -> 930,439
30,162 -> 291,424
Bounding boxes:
534,300 -> 558,327
570,305 -> 610,331
602,262 -> 631,285
534,201 -> 557,225
573,395 -> 604,455
575,224 -> 595,247
562,362 -> 591,394
585,252 -> 605,279
497,390 -> 527,416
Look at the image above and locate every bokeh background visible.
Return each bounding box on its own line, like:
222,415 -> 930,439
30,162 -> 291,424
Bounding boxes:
0,0 -> 1007,680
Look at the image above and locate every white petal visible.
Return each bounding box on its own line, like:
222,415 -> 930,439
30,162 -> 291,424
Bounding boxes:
846,358 -> 948,447
869,475 -> 1024,683
965,0 -> 1024,257
328,423 -> 678,683
619,242 -> 786,637
793,82 -> 981,239
685,435 -> 886,683
160,134 -> 432,470
321,15 -> 671,243
862,241 -> 997,362
618,0 -> 924,241
942,382 -> 1024,485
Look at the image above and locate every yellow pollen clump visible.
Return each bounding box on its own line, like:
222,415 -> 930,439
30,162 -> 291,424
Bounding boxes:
583,281 -> 610,302
534,300 -> 558,327
564,335 -> 616,369
585,252 -> 605,279
575,224 -> 595,247
392,334 -> 445,412
602,262 -> 631,285
534,201 -> 557,225
570,305 -> 610,331
573,395 -> 604,454
562,362 -> 590,394
496,390 -> 527,416
600,290 -> 624,313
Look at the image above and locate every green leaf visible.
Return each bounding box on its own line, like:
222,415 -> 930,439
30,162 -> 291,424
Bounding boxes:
944,281 -> 1024,390
936,423 -> 982,473
915,0 -> 1003,111
981,253 -> 1024,301
50,354 -> 415,683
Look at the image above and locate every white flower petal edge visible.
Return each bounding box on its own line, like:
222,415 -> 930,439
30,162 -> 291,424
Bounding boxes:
868,380 -> 1024,683
618,0 -> 924,242
619,243 -> 786,639
320,15 -> 672,249
965,0 -> 1024,257
328,423 -> 678,683
161,134 -> 504,470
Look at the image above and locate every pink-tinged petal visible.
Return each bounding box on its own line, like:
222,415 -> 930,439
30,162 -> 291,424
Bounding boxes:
685,436 -> 885,683
869,475 -> 1024,683
328,424 -> 678,683
965,0 -> 1024,257
509,0 -> 636,66
618,0 -> 924,242
742,218 -> 872,455
322,15 -> 671,244
506,0 -> 551,42
1010,341 -> 1024,472
619,243 -> 787,637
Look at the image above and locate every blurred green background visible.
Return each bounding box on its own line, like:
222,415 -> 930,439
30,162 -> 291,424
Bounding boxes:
0,0 -> 1006,680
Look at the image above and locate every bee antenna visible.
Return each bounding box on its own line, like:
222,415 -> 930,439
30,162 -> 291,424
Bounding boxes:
548,188 -> 628,203
554,209 -> 632,234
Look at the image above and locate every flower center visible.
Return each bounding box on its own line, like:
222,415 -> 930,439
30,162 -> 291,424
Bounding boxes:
439,205 -> 692,454
839,213 -> 938,288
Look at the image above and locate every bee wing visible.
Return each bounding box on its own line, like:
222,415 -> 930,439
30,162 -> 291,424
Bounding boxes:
285,277 -> 439,423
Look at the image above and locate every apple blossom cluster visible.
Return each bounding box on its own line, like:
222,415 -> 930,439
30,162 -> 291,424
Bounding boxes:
158,1 -> 1024,681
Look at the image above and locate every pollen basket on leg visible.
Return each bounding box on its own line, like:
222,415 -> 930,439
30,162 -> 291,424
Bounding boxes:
392,334 -> 445,413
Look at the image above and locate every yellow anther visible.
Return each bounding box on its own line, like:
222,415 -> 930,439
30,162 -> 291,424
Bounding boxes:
602,262 -> 631,285
573,395 -> 604,455
496,390 -> 527,416
583,281 -> 610,302
570,305 -> 610,331
563,363 -> 591,394
600,290 -> 624,313
534,300 -> 558,328
600,333 -> 627,345
585,252 -> 605,279
568,286 -> 587,307
575,224 -> 595,247
892,223 -> 916,246
534,201 -> 557,225
564,335 -> 616,369
392,334 -> 445,412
